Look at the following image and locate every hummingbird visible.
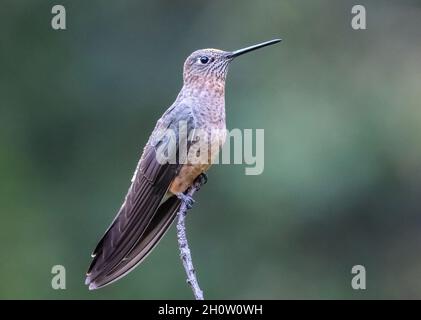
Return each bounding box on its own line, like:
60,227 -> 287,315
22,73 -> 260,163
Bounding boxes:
85,39 -> 281,289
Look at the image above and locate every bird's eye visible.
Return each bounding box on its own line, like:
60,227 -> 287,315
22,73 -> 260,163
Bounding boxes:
199,56 -> 209,64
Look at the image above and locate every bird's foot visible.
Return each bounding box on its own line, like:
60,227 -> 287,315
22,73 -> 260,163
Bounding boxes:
176,193 -> 195,209
194,173 -> 208,189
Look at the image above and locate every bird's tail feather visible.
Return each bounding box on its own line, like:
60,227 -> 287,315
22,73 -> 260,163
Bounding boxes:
85,196 -> 181,289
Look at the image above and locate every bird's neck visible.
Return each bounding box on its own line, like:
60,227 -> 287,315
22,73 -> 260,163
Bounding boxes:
177,79 -> 226,127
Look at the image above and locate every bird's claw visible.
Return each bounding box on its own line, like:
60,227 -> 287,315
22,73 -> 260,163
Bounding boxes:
176,193 -> 195,209
194,173 -> 208,188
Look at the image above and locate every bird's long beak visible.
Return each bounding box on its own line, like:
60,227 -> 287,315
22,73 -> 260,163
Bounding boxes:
227,39 -> 282,59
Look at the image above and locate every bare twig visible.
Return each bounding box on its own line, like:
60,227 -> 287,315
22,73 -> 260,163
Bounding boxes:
176,179 -> 204,300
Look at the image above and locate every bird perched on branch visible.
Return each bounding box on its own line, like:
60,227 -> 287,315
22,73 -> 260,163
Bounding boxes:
85,39 -> 281,290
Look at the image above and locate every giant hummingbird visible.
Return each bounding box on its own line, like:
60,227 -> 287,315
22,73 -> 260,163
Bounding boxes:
86,39 -> 281,289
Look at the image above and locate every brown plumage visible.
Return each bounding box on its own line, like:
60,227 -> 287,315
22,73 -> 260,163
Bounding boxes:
85,39 -> 281,289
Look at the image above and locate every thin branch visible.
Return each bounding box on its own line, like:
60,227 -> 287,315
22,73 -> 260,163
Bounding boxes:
176,179 -> 204,300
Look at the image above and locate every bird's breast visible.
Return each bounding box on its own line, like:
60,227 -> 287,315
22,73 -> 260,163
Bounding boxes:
169,116 -> 226,196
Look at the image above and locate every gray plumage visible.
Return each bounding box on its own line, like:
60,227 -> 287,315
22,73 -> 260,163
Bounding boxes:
85,39 -> 281,290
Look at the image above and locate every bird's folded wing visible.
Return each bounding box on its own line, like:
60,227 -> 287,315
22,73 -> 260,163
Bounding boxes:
86,104 -> 195,288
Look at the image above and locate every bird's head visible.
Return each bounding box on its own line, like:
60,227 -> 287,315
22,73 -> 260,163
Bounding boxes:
182,39 -> 282,86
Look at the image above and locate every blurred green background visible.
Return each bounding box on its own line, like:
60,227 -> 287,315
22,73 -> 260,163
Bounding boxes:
1,0 -> 421,299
